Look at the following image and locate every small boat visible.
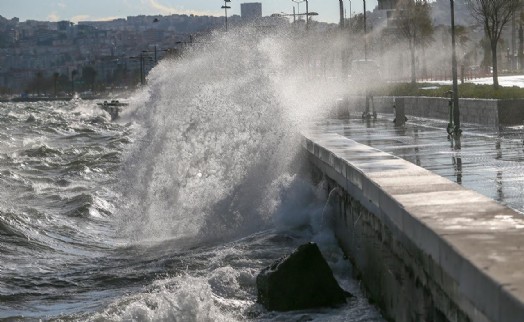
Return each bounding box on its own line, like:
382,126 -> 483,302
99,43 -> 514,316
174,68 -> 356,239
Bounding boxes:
97,100 -> 128,120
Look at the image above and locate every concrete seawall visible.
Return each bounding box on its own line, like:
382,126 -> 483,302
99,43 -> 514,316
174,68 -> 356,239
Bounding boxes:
339,96 -> 524,127
304,131 -> 524,322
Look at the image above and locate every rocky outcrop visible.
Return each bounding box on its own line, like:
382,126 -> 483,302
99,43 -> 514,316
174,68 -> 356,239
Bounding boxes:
256,242 -> 350,311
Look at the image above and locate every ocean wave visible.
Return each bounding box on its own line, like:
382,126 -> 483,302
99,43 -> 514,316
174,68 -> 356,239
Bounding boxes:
22,145 -> 63,158
0,210 -> 54,254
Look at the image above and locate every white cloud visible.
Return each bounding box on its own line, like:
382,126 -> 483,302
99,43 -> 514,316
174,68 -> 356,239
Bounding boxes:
147,0 -> 218,16
48,13 -> 60,22
71,15 -> 91,23
92,16 -> 122,22
70,15 -> 122,23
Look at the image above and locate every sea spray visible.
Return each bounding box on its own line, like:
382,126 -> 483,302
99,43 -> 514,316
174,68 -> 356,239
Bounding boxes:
76,25 -> 387,321
0,71 -> 385,320
116,25 -> 350,244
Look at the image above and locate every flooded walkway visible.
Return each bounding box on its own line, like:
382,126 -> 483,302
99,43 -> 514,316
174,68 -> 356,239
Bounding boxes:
317,116 -> 524,215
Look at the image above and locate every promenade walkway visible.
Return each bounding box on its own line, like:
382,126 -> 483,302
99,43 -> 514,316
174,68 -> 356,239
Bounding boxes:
306,114 -> 524,321
316,116 -> 524,215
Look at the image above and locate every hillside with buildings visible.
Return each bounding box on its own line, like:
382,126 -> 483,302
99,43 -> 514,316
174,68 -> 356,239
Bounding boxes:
0,13 -> 238,96
0,1 -> 504,98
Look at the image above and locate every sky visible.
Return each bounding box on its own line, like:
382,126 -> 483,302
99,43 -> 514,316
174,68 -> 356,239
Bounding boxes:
1,0 -> 378,24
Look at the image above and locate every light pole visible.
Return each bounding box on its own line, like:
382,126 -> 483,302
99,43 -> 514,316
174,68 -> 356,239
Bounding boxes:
130,51 -> 153,85
222,0 -> 231,31
292,0 -> 303,16
292,0 -> 307,25
305,0 -> 309,26
362,0 -> 372,118
347,0 -> 352,26
363,0 -> 367,60
291,0 -> 311,28
450,0 -> 461,137
339,0 -> 344,29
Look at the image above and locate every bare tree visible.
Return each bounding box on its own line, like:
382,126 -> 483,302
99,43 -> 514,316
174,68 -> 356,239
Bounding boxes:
466,0 -> 523,88
394,0 -> 434,83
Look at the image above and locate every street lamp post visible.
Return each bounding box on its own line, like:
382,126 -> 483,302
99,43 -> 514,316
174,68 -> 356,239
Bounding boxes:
363,0 -> 367,60
305,0 -> 309,26
450,0 -> 461,137
130,51 -> 153,85
139,53 -> 144,85
292,0 -> 308,26
362,0 -> 372,118
347,0 -> 352,26
339,0 -> 345,29
222,0 -> 231,31
292,0 -> 303,16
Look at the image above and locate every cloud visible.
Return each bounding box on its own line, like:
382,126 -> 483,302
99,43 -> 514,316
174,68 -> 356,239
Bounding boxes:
92,16 -> 122,22
57,1 -> 66,9
147,0 -> 219,16
48,13 -> 60,22
71,15 -> 91,23
69,15 -> 123,23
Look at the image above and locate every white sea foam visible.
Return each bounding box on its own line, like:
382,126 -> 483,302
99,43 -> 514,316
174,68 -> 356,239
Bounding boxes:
89,275 -> 240,322
103,24 -> 386,321
116,25 -> 352,244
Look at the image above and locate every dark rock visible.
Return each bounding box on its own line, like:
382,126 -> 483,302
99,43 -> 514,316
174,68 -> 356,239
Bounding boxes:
256,242 -> 350,311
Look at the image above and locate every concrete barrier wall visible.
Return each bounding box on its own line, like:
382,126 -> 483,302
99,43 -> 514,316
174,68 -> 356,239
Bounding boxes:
400,97 -> 501,127
339,96 -> 524,127
304,132 -> 524,322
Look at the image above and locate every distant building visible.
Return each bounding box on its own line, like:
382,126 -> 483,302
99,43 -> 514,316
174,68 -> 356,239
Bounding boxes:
432,0 -> 473,26
57,21 -> 71,31
377,0 -> 398,10
376,0 -> 399,28
241,3 -> 262,20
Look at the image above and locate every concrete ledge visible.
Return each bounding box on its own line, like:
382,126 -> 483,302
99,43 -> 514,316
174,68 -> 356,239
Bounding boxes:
304,131 -> 524,322
339,96 -> 524,127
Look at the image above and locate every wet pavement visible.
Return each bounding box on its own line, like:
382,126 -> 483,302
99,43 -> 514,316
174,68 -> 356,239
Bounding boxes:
317,115 -> 524,215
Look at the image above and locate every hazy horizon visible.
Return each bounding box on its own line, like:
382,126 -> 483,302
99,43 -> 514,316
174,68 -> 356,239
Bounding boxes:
1,0 -> 378,24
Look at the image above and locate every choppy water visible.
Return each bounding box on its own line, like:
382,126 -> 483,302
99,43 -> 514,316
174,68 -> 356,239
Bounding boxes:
0,26 -> 384,321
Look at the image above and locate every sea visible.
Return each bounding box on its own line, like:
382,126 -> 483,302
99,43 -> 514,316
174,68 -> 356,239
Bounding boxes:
0,27 -> 385,321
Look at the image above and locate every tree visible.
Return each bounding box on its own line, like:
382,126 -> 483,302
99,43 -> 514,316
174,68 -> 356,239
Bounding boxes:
394,0 -> 434,84
347,13 -> 366,33
454,25 -> 472,82
466,0 -> 523,88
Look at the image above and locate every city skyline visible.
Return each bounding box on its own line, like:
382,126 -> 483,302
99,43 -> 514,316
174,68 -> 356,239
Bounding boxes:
2,0 -> 378,24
